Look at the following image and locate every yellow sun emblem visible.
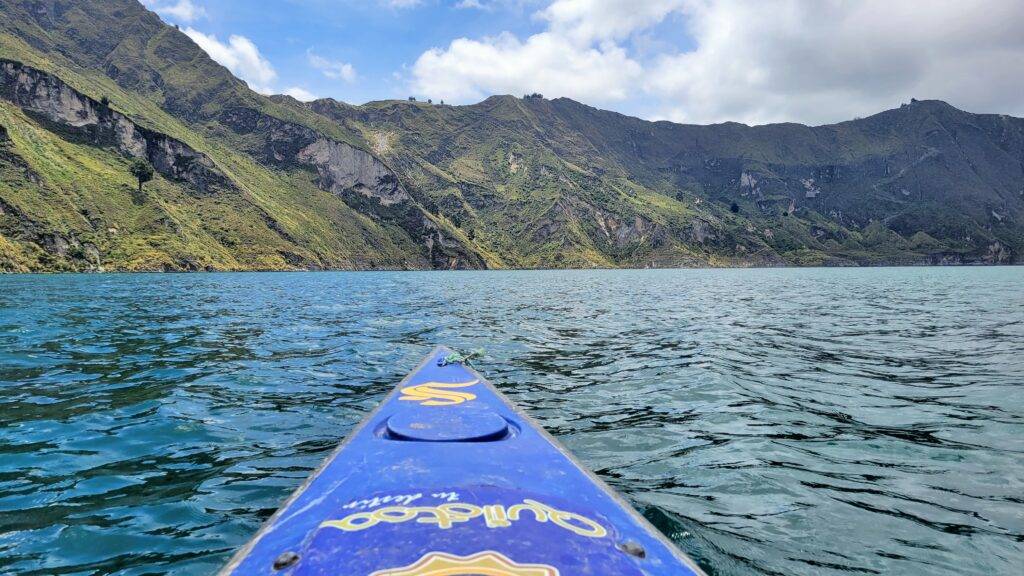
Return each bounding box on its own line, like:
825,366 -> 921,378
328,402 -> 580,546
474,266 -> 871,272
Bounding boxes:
398,380 -> 479,406
369,551 -> 559,576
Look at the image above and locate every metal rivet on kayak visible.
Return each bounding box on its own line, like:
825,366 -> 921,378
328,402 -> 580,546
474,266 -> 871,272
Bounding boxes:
618,540 -> 646,559
272,551 -> 300,570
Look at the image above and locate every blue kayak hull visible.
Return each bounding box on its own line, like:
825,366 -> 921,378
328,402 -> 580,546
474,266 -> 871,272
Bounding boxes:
221,347 -> 705,575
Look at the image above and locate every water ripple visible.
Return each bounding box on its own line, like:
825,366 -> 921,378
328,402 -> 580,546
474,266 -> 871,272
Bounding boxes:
0,268 -> 1022,575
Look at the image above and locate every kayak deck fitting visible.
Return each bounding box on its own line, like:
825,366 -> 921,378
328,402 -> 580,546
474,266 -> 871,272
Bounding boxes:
221,346 -> 705,575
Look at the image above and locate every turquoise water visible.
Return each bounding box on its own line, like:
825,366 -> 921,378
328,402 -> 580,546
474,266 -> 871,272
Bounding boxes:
0,268 -> 1022,575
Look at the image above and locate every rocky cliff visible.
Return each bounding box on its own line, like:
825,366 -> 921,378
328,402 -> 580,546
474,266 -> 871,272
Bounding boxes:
312,94 -> 1023,267
218,104 -> 483,269
0,0 -> 1022,271
0,0 -> 488,271
1,59 -> 227,193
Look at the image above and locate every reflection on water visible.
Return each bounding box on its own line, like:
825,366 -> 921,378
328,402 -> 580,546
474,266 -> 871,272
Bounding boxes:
0,268 -> 1022,575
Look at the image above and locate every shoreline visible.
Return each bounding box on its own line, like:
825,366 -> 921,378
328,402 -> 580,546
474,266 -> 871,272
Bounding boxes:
3,261 -> 1021,275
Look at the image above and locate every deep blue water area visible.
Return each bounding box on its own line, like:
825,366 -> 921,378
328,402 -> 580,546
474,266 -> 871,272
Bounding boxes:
0,268 -> 1021,575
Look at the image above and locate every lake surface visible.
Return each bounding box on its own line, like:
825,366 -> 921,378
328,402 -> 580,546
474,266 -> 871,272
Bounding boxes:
0,268 -> 1022,575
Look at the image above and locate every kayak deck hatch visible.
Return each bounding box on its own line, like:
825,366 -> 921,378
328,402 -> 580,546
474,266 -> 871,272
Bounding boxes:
221,346 -> 705,575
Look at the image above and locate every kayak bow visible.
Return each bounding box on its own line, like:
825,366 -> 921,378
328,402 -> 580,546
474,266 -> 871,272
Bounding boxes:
221,347 -> 705,575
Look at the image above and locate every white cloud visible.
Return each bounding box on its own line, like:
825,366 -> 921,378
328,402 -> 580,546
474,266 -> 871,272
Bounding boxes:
143,0 -> 206,23
308,51 -> 357,83
382,0 -> 422,8
410,0 -> 671,106
453,0 -> 531,8
538,0 -> 684,43
646,0 -> 1024,125
411,32 -> 642,104
408,0 -> 1024,125
183,28 -> 278,94
283,87 -> 318,102
184,28 -> 318,101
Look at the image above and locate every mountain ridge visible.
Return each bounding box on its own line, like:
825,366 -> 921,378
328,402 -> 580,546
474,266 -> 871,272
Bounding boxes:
0,0 -> 1021,272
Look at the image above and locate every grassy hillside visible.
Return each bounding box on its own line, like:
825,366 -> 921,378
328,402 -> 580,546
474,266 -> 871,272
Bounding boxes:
0,0 -> 478,272
0,97 -> 425,271
1,0 -> 1022,271
314,95 -> 1024,267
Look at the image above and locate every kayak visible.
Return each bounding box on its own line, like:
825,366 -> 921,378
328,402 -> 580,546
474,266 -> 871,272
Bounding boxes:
221,346 -> 705,575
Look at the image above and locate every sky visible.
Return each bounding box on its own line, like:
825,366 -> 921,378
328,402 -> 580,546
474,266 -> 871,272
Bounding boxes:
140,0 -> 1024,126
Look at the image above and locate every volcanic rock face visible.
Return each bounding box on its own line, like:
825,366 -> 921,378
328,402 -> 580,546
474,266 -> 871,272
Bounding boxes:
0,58 -> 484,271
219,105 -> 411,205
0,60 -> 228,193
297,138 -> 411,206
216,105 -> 481,268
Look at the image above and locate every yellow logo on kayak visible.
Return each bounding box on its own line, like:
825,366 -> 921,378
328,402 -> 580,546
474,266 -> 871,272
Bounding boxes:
369,550 -> 559,576
399,380 -> 479,406
321,498 -> 608,539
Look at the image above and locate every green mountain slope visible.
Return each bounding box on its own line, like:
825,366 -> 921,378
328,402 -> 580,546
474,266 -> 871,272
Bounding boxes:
312,95 -> 1024,267
1,0 -> 1022,271
0,0 -> 483,271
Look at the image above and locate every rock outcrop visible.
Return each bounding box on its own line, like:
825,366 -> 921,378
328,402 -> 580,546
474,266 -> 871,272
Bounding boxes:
297,138 -> 411,205
0,59 -> 228,193
219,106 -> 484,269
219,106 -> 411,204
0,193 -> 101,271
